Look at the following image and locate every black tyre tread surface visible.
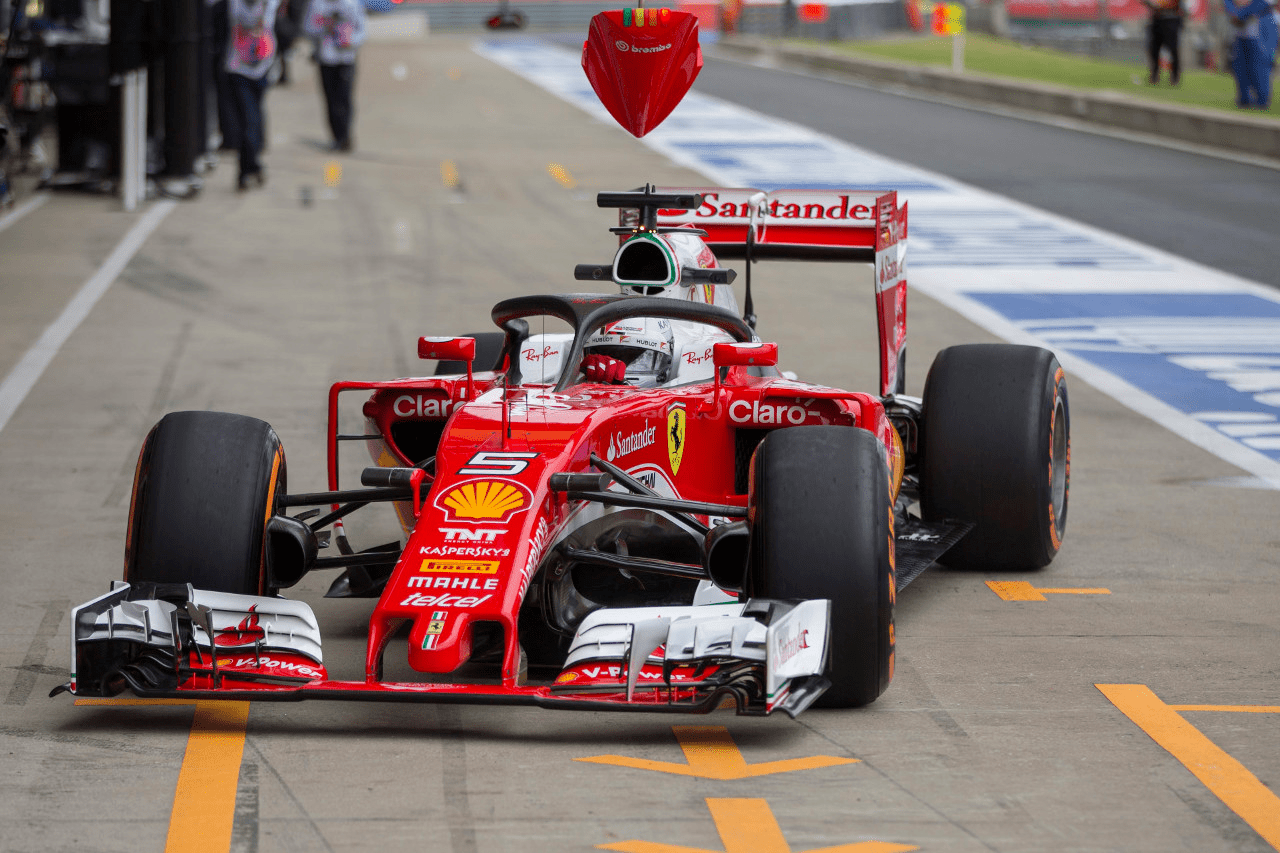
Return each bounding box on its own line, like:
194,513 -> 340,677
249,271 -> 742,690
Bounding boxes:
749,426 -> 894,708
434,331 -> 506,375
126,411 -> 283,595
920,344 -> 1068,571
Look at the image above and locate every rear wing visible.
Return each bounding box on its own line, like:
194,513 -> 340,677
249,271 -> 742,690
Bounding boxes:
640,187 -> 909,397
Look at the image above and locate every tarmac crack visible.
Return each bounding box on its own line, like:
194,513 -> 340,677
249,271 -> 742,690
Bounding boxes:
5,600 -> 68,705
245,737 -> 336,853
438,705 -> 478,853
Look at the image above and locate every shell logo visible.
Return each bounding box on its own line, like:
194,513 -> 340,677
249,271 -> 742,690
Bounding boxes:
555,671 -> 579,684
436,479 -> 531,524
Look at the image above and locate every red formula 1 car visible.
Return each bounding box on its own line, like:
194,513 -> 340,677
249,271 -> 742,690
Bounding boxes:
54,187 -> 1069,717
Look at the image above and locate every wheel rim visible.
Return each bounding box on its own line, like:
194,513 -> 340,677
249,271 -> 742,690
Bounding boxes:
1050,397 -> 1068,533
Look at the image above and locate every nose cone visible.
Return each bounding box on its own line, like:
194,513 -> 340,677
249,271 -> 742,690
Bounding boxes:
581,8 -> 703,138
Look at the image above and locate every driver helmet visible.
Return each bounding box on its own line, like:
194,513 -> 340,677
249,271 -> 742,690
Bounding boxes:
584,318 -> 675,386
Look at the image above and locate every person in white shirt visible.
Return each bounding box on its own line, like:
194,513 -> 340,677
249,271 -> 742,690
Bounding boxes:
225,0 -> 280,189
303,0 -> 367,151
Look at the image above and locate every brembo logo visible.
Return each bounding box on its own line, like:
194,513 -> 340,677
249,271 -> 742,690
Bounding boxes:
616,40 -> 672,53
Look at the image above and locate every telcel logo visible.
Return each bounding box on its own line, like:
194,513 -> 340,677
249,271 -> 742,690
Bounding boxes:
729,400 -> 813,426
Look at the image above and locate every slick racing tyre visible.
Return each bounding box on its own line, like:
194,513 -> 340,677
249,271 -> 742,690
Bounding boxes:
434,331 -> 506,375
920,344 -> 1069,571
125,411 -> 286,596
747,426 -> 895,708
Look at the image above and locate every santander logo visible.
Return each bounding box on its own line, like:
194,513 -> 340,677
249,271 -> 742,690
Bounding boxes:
606,425 -> 656,461
774,627 -> 811,667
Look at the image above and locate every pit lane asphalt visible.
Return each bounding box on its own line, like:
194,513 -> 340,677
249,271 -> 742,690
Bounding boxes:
1,28 -> 1278,853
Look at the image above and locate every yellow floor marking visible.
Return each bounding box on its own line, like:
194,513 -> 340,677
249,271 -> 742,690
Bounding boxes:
323,162 -> 342,188
441,159 -> 460,190
75,698 -> 250,853
1171,705 -> 1280,713
577,725 -> 859,780
547,163 -> 578,189
598,798 -> 918,853
987,581 -> 1111,601
1097,684 -> 1280,851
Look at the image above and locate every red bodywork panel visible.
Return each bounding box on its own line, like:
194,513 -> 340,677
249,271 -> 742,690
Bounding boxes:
314,370 -> 891,697
581,8 -> 703,137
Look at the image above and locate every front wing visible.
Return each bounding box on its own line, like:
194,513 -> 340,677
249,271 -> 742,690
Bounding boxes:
55,583 -> 832,718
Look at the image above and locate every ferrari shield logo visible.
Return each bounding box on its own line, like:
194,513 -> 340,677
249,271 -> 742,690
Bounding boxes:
667,405 -> 686,475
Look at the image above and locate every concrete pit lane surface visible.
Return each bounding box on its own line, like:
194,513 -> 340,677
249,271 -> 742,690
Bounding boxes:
1,26 -> 1278,853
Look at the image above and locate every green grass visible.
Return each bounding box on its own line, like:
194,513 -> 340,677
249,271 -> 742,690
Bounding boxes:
793,33 -> 1268,119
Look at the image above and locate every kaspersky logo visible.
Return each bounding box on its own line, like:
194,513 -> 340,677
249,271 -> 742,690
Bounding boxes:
435,479 -> 531,524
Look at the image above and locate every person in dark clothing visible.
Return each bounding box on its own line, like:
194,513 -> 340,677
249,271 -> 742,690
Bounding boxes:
1142,0 -> 1185,84
225,0 -> 279,189
209,0 -> 240,150
273,0 -> 304,85
303,0 -> 366,151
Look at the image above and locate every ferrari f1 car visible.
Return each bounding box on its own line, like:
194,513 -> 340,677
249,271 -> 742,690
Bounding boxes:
54,186 -> 1069,717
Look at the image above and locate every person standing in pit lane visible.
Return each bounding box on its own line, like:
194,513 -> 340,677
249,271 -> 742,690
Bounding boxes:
1225,0 -> 1277,108
1141,0 -> 1186,84
225,0 -> 281,189
303,0 -> 367,152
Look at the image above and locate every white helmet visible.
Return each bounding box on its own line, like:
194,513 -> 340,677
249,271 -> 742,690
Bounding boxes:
585,318 -> 675,386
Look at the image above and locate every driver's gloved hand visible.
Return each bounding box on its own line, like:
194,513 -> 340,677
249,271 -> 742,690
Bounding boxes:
583,354 -> 627,384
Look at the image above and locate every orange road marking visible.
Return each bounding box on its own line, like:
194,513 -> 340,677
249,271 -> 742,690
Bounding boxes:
1097,684 -> 1280,851
598,798 -> 918,853
76,698 -> 250,853
441,160 -> 461,190
547,163 -> 578,189
577,725 -> 859,780
1171,705 -> 1280,713
986,581 -> 1110,601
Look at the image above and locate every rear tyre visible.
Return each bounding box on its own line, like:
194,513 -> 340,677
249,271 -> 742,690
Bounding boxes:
434,331 -> 506,375
747,426 -> 895,708
125,411 -> 286,595
920,344 -> 1069,571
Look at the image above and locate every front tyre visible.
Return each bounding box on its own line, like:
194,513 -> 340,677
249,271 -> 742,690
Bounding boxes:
747,426 -> 895,708
125,411 -> 286,595
920,344 -> 1069,571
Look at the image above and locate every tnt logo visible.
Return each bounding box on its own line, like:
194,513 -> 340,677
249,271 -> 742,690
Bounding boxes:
440,528 -> 506,542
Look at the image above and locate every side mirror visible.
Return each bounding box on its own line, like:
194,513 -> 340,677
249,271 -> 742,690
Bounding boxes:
418,336 -> 476,363
418,337 -> 476,400
713,342 -> 778,369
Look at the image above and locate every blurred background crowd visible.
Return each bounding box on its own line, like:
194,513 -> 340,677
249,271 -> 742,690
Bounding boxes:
0,0 -> 1275,209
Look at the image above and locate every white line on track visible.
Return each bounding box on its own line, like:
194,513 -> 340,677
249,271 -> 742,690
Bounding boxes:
911,278 -> 1280,490
0,199 -> 177,435
0,193 -> 51,234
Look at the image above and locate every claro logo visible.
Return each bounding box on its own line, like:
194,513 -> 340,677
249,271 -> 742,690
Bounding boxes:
393,395 -> 455,418
729,400 -> 815,426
